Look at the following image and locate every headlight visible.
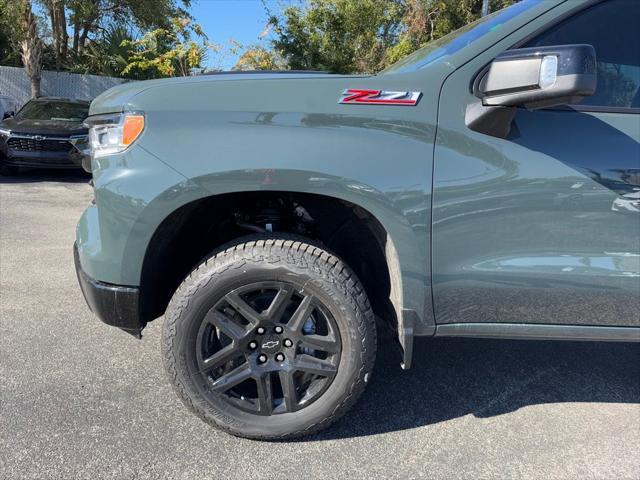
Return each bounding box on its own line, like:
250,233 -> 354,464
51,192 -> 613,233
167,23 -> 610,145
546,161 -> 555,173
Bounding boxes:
0,127 -> 10,139
84,112 -> 145,159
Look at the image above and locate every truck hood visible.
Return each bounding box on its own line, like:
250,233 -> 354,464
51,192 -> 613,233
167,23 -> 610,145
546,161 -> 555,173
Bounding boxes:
0,116 -> 87,136
90,72 -> 365,116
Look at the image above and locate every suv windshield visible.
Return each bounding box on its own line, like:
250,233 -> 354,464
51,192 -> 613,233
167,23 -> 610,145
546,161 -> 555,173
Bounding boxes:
382,0 -> 543,74
16,100 -> 89,122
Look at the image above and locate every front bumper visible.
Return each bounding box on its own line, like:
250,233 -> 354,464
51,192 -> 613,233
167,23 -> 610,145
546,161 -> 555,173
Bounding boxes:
0,137 -> 84,169
1,148 -> 83,169
74,243 -> 144,338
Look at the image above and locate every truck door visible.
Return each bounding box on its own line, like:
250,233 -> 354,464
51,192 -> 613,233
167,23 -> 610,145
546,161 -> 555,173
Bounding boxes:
432,0 -> 640,328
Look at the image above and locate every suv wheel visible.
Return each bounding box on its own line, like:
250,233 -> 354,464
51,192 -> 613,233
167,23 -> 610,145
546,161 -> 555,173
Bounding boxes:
162,236 -> 376,439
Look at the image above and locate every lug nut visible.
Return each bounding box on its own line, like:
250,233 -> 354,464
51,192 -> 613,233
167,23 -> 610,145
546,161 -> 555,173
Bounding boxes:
274,325 -> 284,334
275,353 -> 285,362
256,327 -> 266,335
283,338 -> 293,348
257,354 -> 268,364
248,341 -> 258,350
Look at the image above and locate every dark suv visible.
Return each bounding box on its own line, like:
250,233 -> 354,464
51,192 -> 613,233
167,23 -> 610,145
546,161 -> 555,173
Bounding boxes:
0,97 -> 89,174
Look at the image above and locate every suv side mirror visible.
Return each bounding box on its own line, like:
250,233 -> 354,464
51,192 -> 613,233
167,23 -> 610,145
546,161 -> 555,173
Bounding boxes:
467,44 -> 597,138
2,111 -> 14,120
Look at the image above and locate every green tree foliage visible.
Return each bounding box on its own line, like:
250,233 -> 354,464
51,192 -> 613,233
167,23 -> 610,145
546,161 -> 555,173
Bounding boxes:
1,0 -> 46,98
121,17 -> 210,78
1,0 -> 523,79
0,0 -> 25,66
35,0 -> 193,67
0,0 -> 207,78
232,45 -> 286,71
269,0 -> 519,74
268,0 -> 405,74
72,26 -> 134,77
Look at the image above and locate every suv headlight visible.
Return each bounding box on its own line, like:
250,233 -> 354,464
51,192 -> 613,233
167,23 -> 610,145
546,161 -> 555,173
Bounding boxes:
84,112 -> 145,159
0,127 -> 10,139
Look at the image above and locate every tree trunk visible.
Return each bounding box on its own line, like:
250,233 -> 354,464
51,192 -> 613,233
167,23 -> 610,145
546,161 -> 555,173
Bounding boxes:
57,2 -> 68,60
30,76 -> 41,98
47,0 -> 68,69
78,23 -> 92,54
482,0 -> 490,17
72,14 -> 80,54
76,0 -> 99,54
49,1 -> 60,66
48,3 -> 57,51
20,1 -> 43,98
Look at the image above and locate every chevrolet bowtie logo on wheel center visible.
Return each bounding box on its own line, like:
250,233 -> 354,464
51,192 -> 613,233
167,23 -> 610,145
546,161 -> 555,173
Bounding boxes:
261,338 -> 280,351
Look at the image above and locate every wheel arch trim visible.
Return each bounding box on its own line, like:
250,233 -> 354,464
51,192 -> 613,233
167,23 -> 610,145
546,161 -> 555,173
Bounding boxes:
125,176 -> 434,366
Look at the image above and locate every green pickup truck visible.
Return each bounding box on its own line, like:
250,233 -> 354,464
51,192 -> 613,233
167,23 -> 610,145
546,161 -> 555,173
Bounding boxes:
74,0 -> 640,439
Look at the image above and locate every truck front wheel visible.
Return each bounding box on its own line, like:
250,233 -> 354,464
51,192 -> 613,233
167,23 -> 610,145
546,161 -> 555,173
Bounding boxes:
162,236 -> 377,439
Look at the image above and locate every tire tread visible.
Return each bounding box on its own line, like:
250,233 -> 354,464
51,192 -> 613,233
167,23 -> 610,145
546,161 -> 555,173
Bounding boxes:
162,234 -> 376,440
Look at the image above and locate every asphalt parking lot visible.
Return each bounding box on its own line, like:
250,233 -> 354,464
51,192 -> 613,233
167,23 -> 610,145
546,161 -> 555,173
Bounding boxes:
1,172 -> 639,480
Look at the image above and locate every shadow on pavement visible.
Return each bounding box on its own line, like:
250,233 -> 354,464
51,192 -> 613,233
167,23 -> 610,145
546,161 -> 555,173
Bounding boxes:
0,168 -> 90,184
306,337 -> 640,441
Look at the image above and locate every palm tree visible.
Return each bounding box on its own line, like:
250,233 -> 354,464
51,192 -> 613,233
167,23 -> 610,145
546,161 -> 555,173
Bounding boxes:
20,0 -> 43,98
81,26 -> 134,77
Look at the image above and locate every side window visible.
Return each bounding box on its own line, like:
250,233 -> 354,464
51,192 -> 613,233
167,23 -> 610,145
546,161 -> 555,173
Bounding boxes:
526,0 -> 640,110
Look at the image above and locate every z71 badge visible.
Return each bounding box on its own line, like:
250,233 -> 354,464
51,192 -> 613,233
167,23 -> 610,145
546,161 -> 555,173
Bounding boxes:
338,89 -> 422,106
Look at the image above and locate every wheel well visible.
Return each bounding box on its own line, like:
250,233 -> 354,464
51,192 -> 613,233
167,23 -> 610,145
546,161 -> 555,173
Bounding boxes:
139,191 -> 399,334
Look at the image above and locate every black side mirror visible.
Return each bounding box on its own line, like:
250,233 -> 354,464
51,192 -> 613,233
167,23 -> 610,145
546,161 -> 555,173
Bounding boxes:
467,44 -> 597,138
3,111 -> 14,120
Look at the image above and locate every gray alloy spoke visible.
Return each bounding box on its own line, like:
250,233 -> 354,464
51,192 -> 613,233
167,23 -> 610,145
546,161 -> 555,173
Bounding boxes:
210,363 -> 252,393
278,370 -> 298,412
200,344 -> 240,373
293,354 -> 337,377
256,374 -> 274,415
300,334 -> 340,353
264,286 -> 294,322
287,294 -> 314,332
206,310 -> 248,341
224,292 -> 262,326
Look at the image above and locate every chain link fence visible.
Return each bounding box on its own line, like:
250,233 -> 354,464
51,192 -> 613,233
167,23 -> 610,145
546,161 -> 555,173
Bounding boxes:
0,65 -> 128,110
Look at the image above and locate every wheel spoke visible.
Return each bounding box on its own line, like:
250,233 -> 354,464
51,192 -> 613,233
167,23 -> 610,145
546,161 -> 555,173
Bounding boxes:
278,370 -> 298,412
293,354 -> 337,377
206,310 -> 248,341
224,291 -> 262,326
200,280 -> 343,417
256,374 -> 274,415
210,363 -> 252,392
264,286 -> 294,322
300,334 -> 340,353
287,294 -> 314,332
200,344 -> 240,373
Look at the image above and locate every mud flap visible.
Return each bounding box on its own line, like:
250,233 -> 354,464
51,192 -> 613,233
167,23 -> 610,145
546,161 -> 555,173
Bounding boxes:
399,308 -> 417,370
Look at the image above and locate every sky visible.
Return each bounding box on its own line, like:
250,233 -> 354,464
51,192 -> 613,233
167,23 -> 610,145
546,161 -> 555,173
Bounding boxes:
191,0 -> 299,70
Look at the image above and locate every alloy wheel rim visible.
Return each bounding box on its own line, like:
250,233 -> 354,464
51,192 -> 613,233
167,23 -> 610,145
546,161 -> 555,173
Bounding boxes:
195,281 -> 342,416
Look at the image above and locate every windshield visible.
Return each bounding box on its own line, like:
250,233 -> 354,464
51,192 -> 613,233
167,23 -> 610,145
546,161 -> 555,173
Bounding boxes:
382,0 -> 543,74
16,100 -> 89,122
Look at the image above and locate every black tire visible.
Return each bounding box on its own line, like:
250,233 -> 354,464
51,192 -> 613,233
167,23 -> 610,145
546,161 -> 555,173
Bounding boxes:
162,236 -> 376,440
